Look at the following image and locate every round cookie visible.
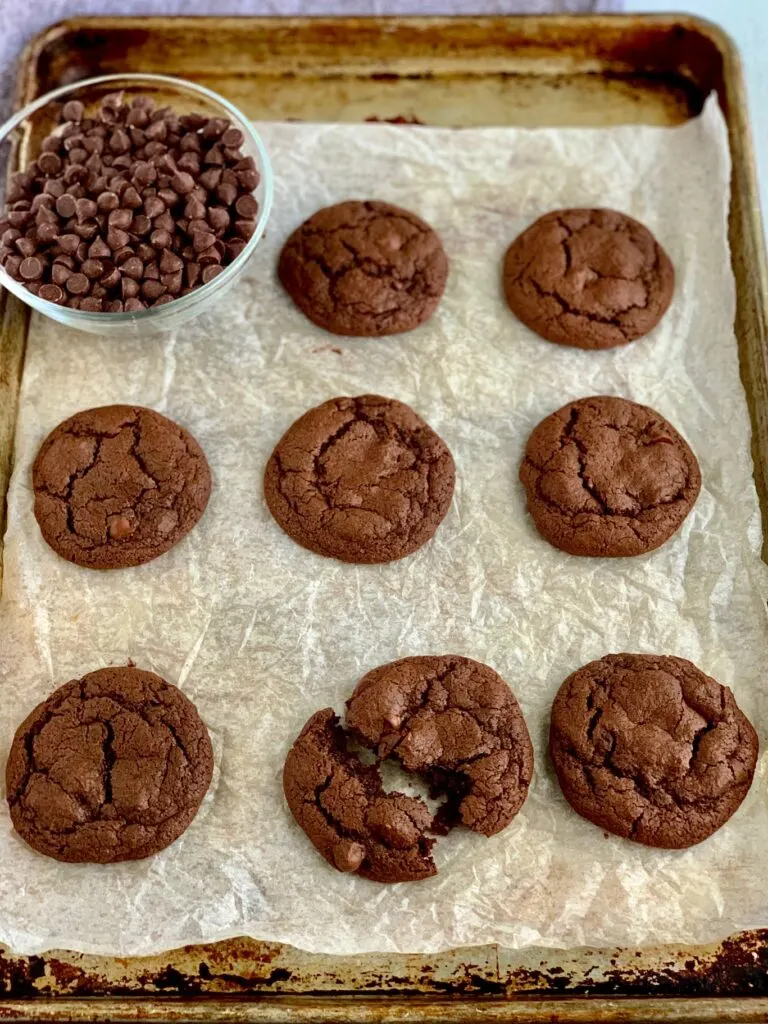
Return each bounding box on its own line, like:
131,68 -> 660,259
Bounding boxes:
549,654 -> 758,849
519,395 -> 701,557
6,666 -> 214,863
503,208 -> 674,350
283,708 -> 437,883
278,199 -> 449,336
264,394 -> 455,564
33,405 -> 212,570
346,656 -> 534,837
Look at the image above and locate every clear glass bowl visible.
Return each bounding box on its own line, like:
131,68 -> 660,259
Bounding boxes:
0,73 -> 273,336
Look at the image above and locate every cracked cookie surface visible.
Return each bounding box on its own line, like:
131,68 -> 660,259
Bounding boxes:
549,654 -> 758,849
264,394 -> 455,564
33,405 -> 212,570
519,395 -> 701,557
278,200 -> 449,336
503,208 -> 674,350
6,666 -> 214,863
283,708 -> 437,883
346,656 -> 533,837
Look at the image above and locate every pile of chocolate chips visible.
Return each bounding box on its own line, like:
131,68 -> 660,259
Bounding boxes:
0,91 -> 261,312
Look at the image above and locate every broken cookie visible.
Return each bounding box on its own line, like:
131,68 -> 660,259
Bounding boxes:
283,708 -> 438,883
549,654 -> 758,849
32,404 -> 212,569
284,657 -> 533,882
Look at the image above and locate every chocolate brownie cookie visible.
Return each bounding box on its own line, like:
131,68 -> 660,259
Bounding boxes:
6,666 -> 214,863
549,654 -> 758,849
283,708 -> 437,883
503,209 -> 674,350
33,405 -> 212,570
346,656 -> 534,837
264,395 -> 455,564
519,396 -> 701,557
278,200 -> 449,336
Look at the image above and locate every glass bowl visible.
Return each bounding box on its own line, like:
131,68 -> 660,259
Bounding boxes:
0,73 -> 273,336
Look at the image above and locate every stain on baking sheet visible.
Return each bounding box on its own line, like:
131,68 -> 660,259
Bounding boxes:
1,931 -> 768,998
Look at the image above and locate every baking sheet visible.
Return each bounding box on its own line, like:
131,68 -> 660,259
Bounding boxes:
1,97 -> 767,958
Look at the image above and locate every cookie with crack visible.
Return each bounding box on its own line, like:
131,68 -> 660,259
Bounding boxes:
283,708 -> 437,883
264,394 -> 455,563
32,405 -> 212,570
346,655 -> 534,837
278,200 -> 449,336
549,654 -> 758,848
519,395 -> 701,557
6,666 -> 214,863
503,208 -> 674,350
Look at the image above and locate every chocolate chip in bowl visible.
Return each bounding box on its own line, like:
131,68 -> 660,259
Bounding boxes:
0,74 -> 273,335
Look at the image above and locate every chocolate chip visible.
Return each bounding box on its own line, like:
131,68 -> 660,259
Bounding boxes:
38,152 -> 62,176
198,167 -> 222,191
137,243 -> 156,262
39,283 -> 65,304
235,194 -> 259,219
55,194 -> 77,219
216,182 -> 238,206
62,100 -> 85,122
120,277 -> 138,300
122,186 -> 142,209
133,161 -> 156,186
108,208 -> 133,229
80,258 -> 103,280
15,237 -> 37,258
144,262 -> 160,281
197,246 -> 221,267
235,219 -> 256,240
185,262 -> 201,288
19,256 -> 43,281
201,264 -> 224,284
208,207 -> 230,234
105,299 -> 124,312
65,273 -> 89,295
202,118 -> 228,140
149,228 -> 171,249
73,220 -> 99,240
192,230 -> 216,252
80,296 -> 103,312
37,223 -> 59,245
74,197 -> 97,221
142,196 -> 164,220
131,214 -> 151,236
52,263 -> 72,285
203,144 -> 225,166
105,227 -> 128,251
97,191 -> 120,212
100,266 -> 121,290
89,237 -> 111,259
221,127 -> 245,148
124,297 -> 146,311
121,256 -> 144,280
57,233 -> 80,254
162,270 -> 183,294
171,171 -> 195,195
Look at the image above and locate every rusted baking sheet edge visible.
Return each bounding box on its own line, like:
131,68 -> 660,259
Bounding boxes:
2,930 -> 768,1001
3,995 -> 768,1024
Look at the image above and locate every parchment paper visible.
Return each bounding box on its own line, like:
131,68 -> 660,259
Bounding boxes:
1,97 -> 767,957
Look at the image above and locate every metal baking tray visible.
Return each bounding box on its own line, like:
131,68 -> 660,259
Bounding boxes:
1,14 -> 767,1023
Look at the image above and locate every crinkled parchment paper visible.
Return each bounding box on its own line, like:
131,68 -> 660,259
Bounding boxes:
1,97 -> 767,957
